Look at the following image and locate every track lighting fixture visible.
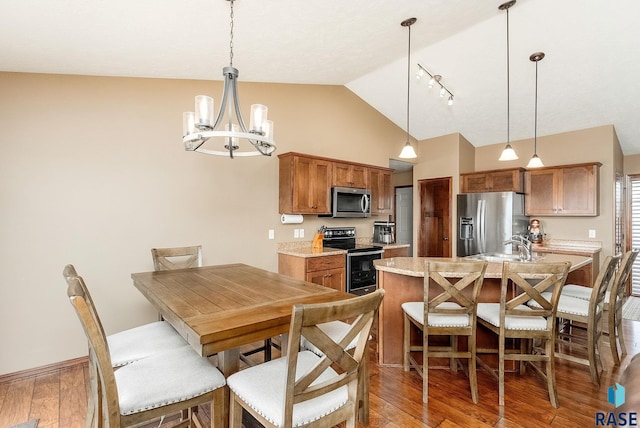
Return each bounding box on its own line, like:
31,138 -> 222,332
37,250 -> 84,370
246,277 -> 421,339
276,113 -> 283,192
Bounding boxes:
416,64 -> 455,106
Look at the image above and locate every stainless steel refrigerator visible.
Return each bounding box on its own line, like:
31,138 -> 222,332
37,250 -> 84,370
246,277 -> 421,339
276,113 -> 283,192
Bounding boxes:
456,192 -> 529,257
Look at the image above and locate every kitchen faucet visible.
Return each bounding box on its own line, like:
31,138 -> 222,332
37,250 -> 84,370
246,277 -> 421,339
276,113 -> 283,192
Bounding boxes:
503,235 -> 532,261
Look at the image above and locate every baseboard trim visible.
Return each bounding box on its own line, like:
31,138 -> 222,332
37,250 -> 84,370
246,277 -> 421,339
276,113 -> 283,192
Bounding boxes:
0,356 -> 89,383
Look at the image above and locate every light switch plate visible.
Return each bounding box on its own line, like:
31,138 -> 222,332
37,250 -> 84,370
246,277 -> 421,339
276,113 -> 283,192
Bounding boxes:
589,229 -> 596,238
294,229 -> 300,238
299,228 -> 305,238
268,229 -> 275,240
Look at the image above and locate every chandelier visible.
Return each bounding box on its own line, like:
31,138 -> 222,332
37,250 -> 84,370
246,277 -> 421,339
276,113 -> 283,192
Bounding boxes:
526,52 -> 545,168
182,0 -> 276,158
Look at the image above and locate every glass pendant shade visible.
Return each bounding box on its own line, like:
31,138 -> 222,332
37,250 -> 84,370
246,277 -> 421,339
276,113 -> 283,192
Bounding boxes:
499,144 -> 518,161
399,142 -> 417,159
527,153 -> 544,168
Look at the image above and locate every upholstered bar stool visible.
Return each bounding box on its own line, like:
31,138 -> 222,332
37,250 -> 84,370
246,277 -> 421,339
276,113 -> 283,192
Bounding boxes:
402,260 -> 488,404
527,255 -> 619,385
476,261 -> 570,407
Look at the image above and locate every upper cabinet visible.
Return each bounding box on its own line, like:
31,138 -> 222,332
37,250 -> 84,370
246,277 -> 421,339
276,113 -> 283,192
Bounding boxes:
460,168 -> 524,193
279,153 -> 332,214
369,167 -> 393,215
332,162 -> 368,188
525,162 -> 601,216
279,152 -> 394,216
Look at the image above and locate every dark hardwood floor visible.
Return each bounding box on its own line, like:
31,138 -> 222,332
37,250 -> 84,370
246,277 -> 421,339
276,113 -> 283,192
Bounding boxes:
1,320 -> 639,428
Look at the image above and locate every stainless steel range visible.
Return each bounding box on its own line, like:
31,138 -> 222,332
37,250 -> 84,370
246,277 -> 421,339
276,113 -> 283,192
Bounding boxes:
322,226 -> 383,295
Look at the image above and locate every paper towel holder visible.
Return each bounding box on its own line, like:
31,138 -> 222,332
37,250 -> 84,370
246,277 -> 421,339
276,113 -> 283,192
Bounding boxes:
281,214 -> 304,224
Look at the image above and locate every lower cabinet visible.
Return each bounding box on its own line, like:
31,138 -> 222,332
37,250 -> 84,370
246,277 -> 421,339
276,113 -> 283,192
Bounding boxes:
383,247 -> 410,258
278,253 -> 346,292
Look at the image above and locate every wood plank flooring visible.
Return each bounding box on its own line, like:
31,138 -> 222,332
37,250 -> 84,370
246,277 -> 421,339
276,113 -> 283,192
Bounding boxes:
1,320 -> 639,428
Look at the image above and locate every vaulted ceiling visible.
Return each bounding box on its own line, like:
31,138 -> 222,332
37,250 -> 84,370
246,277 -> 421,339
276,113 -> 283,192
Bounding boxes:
3,0 -> 640,154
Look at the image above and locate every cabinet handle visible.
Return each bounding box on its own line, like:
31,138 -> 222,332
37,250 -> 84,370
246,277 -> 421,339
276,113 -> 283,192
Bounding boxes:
324,274 -> 333,278
311,205 -> 317,209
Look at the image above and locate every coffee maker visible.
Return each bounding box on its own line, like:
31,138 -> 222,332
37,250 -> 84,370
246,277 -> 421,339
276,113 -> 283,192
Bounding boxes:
373,221 -> 395,244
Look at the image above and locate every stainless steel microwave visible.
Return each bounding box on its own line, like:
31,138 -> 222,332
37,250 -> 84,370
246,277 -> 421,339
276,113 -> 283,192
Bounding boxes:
331,187 -> 371,218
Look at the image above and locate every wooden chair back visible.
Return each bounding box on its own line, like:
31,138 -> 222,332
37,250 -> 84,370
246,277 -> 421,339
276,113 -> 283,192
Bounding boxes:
501,261 -> 571,332
283,289 -> 384,427
588,255 -> 621,317
64,264 -> 108,342
66,274 -> 121,426
610,250 -> 639,313
151,245 -> 202,271
425,260 -> 488,334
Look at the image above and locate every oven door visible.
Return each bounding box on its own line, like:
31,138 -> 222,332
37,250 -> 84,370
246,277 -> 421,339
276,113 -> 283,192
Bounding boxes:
346,250 -> 383,295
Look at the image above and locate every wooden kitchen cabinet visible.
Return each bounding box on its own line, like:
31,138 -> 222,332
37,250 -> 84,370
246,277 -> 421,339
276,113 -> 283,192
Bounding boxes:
460,168 -> 524,193
333,162 -> 368,188
369,167 -> 393,215
525,162 -> 601,216
383,246 -> 410,258
278,253 -> 346,292
279,153 -> 332,214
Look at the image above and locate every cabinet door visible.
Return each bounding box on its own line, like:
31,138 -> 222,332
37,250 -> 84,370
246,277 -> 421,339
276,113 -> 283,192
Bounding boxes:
292,157 -> 331,214
559,164 -> 598,215
370,168 -> 393,214
461,173 -> 490,193
525,169 -> 558,215
490,169 -> 523,192
333,163 -> 367,188
383,247 -> 410,258
306,268 -> 345,292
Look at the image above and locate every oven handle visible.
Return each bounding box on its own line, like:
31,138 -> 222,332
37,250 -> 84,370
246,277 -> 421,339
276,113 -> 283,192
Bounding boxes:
346,250 -> 384,257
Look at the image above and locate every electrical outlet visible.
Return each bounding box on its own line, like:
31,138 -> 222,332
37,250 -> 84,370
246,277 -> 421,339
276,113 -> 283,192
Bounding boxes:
294,229 -> 300,239
299,228 -> 305,238
589,229 -> 596,238
268,229 -> 275,240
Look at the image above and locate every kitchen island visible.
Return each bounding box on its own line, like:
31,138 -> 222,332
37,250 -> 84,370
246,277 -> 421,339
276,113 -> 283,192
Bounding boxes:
374,254 -> 593,366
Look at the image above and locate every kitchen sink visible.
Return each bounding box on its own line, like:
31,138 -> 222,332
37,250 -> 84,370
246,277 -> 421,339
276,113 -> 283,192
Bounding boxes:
465,252 -> 544,263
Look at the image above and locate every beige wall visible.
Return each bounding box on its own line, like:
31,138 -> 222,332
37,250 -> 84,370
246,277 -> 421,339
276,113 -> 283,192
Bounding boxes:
0,72 -> 407,375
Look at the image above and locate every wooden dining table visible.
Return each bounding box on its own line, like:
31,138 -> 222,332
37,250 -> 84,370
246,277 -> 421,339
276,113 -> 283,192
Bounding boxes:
131,263 -> 354,376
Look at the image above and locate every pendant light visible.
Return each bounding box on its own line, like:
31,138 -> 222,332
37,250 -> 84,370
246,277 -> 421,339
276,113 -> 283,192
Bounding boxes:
182,0 -> 276,159
527,52 -> 545,168
398,17 -> 418,159
498,0 -> 518,161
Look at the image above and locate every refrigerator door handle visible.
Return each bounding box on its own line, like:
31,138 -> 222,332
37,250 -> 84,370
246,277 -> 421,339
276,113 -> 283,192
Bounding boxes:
478,199 -> 486,254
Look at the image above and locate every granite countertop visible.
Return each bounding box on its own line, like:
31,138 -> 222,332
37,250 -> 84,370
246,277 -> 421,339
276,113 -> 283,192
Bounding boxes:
532,239 -> 602,254
277,240 -> 410,258
374,254 -> 593,279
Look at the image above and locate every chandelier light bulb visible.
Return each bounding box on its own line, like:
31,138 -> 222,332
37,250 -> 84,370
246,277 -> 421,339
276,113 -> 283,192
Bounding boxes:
428,77 -> 435,88
448,96 -> 454,106
416,68 -> 425,80
439,87 -> 446,97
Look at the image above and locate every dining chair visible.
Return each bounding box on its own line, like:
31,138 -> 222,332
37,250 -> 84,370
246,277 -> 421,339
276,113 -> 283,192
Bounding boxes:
227,289 -> 384,428
66,273 -> 227,428
151,245 -> 276,365
476,261 -> 570,407
299,320 -> 369,424
63,265 -> 187,368
526,255 -> 619,385
401,260 -> 488,404
151,245 -> 203,271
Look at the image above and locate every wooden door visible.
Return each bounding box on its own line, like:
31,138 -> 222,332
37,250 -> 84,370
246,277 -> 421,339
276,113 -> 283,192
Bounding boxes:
418,177 -> 452,257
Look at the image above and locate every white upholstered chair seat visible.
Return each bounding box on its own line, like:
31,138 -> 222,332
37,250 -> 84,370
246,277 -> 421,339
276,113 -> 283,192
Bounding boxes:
527,292 -> 594,317
560,284 -> 593,301
476,302 -> 548,330
402,301 -> 470,327
114,345 -> 226,416
227,350 -> 348,428
300,321 -> 359,356
108,321 -> 187,367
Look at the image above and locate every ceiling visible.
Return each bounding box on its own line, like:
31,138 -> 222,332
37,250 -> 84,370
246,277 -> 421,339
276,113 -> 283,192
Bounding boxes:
3,0 -> 640,155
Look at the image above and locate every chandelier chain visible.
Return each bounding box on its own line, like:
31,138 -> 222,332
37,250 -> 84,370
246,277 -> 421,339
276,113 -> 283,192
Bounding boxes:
229,0 -> 234,66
